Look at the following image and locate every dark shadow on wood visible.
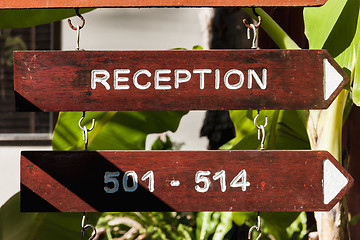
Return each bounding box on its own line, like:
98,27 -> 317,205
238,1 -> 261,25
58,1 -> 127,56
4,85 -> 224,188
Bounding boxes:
21,184 -> 60,212
21,151 -> 173,212
15,91 -> 41,112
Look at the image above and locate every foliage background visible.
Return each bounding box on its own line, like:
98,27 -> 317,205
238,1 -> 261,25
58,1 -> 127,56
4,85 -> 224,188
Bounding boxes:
1,0 -> 360,238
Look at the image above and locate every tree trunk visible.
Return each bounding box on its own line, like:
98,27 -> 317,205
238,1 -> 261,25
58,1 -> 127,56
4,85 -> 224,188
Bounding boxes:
307,90 -> 351,239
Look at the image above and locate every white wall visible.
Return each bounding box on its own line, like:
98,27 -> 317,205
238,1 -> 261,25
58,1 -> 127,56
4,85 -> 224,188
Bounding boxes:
1,8 -> 208,207
62,8 -> 205,50
0,146 -> 52,207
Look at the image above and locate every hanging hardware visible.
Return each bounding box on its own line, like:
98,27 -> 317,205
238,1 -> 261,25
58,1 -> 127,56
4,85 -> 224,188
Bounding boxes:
68,8 -> 85,30
68,8 -> 85,50
246,23 -> 257,49
248,212 -> 262,240
254,110 -> 267,150
76,25 -> 81,50
243,7 -> 262,29
78,111 -> 95,150
81,212 -> 97,240
243,7 -> 261,49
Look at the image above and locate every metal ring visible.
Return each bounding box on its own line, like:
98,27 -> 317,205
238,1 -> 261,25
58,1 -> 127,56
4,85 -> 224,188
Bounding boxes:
254,113 -> 268,129
248,225 -> 262,240
78,115 -> 95,132
81,213 -> 97,240
243,15 -> 261,29
78,112 -> 95,150
248,214 -> 262,240
259,125 -> 265,150
68,8 -> 85,30
247,23 -> 257,49
82,224 -> 97,240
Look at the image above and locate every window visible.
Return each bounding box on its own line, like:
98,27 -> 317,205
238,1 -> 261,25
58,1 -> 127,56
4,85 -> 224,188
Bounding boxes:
0,23 -> 60,145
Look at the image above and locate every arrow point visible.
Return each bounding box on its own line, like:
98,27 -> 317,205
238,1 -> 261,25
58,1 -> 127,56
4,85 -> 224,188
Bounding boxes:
323,159 -> 348,204
324,59 -> 344,101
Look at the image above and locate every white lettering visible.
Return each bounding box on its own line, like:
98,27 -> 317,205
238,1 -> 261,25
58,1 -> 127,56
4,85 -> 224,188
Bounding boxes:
123,171 -> 138,192
213,170 -> 226,192
91,68 -> 268,91
215,69 -> 220,90
224,69 -> 244,89
248,69 -> 267,89
193,69 -> 212,89
104,171 -> 120,193
170,180 -> 180,187
141,170 -> 155,192
195,170 -> 211,193
174,69 -> 191,89
91,70 -> 110,90
155,69 -> 171,90
134,69 -> 151,90
230,170 -> 250,191
114,69 -> 130,90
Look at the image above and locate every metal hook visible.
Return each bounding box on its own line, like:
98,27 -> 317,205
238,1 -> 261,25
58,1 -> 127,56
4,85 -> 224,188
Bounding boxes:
246,23 -> 257,49
243,15 -> 261,29
243,7 -> 261,49
76,25 -> 81,50
248,212 -> 262,240
81,212 -> 97,240
243,7 -> 261,29
78,111 -> 95,150
68,8 -> 85,50
254,111 -> 267,150
68,8 -> 85,30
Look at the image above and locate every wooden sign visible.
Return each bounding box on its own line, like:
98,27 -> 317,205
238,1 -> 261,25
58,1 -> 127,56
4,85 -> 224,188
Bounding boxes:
1,0 -> 328,8
14,50 -> 348,111
21,150 -> 353,212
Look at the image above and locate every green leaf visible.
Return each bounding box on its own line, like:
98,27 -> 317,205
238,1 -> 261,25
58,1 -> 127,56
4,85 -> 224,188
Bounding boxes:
171,47 -> 188,50
261,212 -> 302,240
286,212 -> 307,240
192,45 -> 203,50
233,212 -> 306,240
196,212 -> 221,240
351,30 -> 360,104
0,193 -> 101,240
304,0 -> 348,49
52,111 -> 187,150
212,212 -> 233,240
97,212 -> 194,239
230,110 -> 309,150
177,223 -> 194,240
232,212 -> 256,226
0,8 -> 94,29
151,135 -> 174,150
171,45 -> 203,51
304,0 -> 360,105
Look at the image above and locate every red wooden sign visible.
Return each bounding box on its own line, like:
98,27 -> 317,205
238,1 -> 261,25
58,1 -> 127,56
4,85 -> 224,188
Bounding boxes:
14,50 -> 348,111
1,0 -> 328,8
21,150 -> 353,212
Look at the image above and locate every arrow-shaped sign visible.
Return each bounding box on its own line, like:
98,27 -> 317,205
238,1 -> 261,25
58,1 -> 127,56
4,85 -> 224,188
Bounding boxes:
14,50 -> 348,111
21,150 -> 353,212
0,0 -> 328,8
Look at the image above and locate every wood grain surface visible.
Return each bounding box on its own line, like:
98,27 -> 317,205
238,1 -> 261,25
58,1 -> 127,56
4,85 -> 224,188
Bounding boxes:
1,0 -> 328,8
14,50 -> 348,111
21,150 -> 353,212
